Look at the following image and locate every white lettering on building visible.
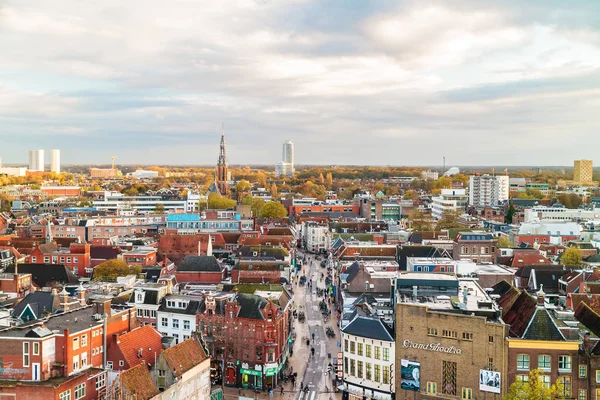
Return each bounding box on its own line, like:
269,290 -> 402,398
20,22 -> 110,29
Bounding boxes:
403,340 -> 462,355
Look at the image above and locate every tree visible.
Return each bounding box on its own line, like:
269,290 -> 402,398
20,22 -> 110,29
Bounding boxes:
503,369 -> 563,400
408,208 -> 434,231
93,260 -> 138,281
497,235 -> 513,248
433,176 -> 453,190
234,179 -> 252,201
270,183 -> 278,199
326,172 -> 333,189
256,171 -> 267,187
562,247 -> 583,267
242,195 -> 265,216
436,210 -> 461,230
505,204 -> 516,224
403,190 -> 418,201
318,172 -> 325,185
207,192 -> 237,209
259,201 -> 288,219
154,202 -> 165,214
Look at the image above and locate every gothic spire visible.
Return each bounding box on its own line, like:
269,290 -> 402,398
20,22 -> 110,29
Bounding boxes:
218,123 -> 227,166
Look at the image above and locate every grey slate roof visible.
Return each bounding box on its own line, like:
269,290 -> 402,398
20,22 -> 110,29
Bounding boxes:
522,308 -> 566,341
12,292 -> 56,320
178,256 -> 222,272
342,316 -> 394,341
8,263 -> 78,287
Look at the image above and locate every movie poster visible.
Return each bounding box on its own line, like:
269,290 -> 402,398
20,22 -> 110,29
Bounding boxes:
400,359 -> 420,391
479,370 -> 501,393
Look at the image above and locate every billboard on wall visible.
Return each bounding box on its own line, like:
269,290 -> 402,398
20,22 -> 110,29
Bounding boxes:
400,359 -> 420,392
479,370 -> 501,393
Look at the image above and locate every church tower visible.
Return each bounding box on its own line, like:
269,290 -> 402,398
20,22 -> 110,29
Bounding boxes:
216,129 -> 229,196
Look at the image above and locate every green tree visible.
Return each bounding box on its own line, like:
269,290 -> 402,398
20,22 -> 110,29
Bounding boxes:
234,179 -> 252,201
242,195 -> 266,216
505,204 -> 516,224
408,208 -> 434,231
503,369 -> 564,400
561,247 -> 583,267
259,201 -> 288,219
433,176 -> 453,190
93,260 -> 136,281
497,236 -> 513,248
207,192 -> 237,209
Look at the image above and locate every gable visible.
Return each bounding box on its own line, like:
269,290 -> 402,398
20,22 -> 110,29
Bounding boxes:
19,303 -> 37,322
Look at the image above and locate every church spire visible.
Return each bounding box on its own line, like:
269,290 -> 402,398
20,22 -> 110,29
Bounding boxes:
218,123 -> 227,166
216,123 -> 229,195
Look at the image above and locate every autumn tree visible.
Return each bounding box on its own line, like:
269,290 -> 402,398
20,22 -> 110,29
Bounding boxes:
503,369 -> 564,400
153,203 -> 165,214
408,208 -> 434,231
433,176 -> 453,190
234,179 -> 252,201
242,195 -> 266,217
94,260 -> 141,281
436,210 -> 462,230
497,235 -> 513,248
270,183 -> 278,199
326,172 -> 333,189
259,201 -> 288,219
207,192 -> 237,209
561,247 -> 583,267
256,171 -> 267,187
318,172 -> 325,185
403,190 -> 418,201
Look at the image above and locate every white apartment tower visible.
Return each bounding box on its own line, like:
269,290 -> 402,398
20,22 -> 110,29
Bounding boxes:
275,140 -> 295,177
28,149 -> 44,172
468,174 -> 509,207
50,149 -> 60,174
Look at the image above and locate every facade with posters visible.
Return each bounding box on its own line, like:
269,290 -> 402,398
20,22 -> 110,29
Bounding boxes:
340,316 -> 395,400
394,275 -> 508,399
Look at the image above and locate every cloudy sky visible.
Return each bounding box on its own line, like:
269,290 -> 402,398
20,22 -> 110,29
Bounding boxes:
1,0 -> 599,166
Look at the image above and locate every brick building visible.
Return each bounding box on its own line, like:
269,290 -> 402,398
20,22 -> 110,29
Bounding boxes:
175,255 -> 225,284
27,242 -> 91,277
122,248 -> 157,267
452,231 -> 498,264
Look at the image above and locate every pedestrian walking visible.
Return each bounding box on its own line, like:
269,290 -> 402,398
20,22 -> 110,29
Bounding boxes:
281,386 -> 284,395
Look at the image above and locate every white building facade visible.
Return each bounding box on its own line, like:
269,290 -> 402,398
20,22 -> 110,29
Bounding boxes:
302,221 -> 330,253
275,140 -> 295,177
524,206 -> 600,222
468,175 -> 509,207
341,316 -> 395,400
29,149 -> 44,172
156,295 -> 200,344
93,194 -> 185,213
50,149 -> 60,174
431,189 -> 468,220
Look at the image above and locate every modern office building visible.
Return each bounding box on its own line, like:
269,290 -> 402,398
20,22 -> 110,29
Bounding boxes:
275,140 -> 295,177
431,188 -> 468,219
573,159 -> 593,184
468,175 -> 509,207
50,149 -> 60,174
28,149 -> 44,172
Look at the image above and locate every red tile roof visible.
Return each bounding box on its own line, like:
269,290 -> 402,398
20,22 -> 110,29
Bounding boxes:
118,325 -> 164,369
509,253 -> 552,268
161,337 -> 208,377
502,291 -> 538,338
120,362 -> 160,400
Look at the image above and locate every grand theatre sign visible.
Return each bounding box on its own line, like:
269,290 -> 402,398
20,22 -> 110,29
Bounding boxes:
403,340 -> 462,355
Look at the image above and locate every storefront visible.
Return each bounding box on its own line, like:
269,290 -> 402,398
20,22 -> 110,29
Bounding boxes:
239,364 -> 263,389
264,363 -> 278,388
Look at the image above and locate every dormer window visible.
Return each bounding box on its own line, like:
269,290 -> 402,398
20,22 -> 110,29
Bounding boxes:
136,293 -> 143,302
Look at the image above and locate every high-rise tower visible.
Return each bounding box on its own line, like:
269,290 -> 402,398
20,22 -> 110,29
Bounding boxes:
50,149 -> 61,174
276,140 -> 295,177
216,131 -> 229,195
29,149 -> 44,172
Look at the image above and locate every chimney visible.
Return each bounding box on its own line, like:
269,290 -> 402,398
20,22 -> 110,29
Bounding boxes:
59,287 -> 69,311
536,284 -> 545,306
76,283 -> 86,306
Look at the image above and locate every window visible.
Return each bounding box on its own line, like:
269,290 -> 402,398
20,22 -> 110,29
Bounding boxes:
538,355 -> 551,372
442,330 -> 457,339
23,342 -> 30,367
365,344 -> 372,358
73,355 -> 79,371
96,374 -> 106,390
119,360 -> 125,367
344,339 -> 348,352
597,389 -> 600,400
488,335 -> 494,343
540,375 -> 551,389
516,375 -> 529,382
81,352 -> 88,368
31,256 -> 36,263
559,355 -> 572,372
137,309 -> 143,317
67,257 -> 71,263
32,341 -> 40,356
73,337 -> 79,350
462,388 -> 473,400
578,389 -> 586,400
559,375 -> 573,398
74,383 -> 86,400
107,361 -> 113,370
184,320 -> 190,330
161,317 -> 168,327
374,364 -> 380,382
350,359 -> 355,376
579,365 -> 587,378
442,360 -> 457,395
81,334 -> 87,347
374,346 -> 381,360
428,328 -> 438,336
344,357 -> 348,374
383,366 -> 389,384
427,382 -> 437,394
357,360 -> 363,378
383,347 -> 389,362
488,357 -> 494,370
365,362 -> 372,380
59,390 -> 71,400
517,354 -> 530,370
172,319 -> 179,329
350,341 -> 355,354
462,332 -> 473,341
44,256 -> 50,263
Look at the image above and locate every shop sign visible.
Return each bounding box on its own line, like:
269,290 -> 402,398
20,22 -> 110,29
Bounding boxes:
240,368 -> 262,377
265,367 -> 277,376
402,340 -> 462,355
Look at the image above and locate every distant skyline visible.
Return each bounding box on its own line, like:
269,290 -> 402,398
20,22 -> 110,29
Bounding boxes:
1,0 -> 599,165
